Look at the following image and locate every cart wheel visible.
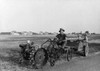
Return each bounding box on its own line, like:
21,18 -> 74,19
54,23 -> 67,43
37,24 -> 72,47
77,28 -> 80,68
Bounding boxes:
34,48 -> 48,69
78,41 -> 83,51
83,43 -> 89,57
67,48 -> 72,61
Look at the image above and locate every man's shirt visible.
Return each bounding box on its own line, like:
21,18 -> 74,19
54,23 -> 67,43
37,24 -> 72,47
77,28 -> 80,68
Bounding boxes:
56,33 -> 66,41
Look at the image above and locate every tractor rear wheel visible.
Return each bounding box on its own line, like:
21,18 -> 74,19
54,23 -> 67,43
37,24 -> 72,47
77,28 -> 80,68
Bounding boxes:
34,48 -> 48,69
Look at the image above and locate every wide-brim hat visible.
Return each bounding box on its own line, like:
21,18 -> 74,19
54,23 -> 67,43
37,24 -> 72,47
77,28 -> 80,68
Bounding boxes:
59,28 -> 65,32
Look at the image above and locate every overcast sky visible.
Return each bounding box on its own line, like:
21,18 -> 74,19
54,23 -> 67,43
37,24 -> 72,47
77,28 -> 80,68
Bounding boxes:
0,0 -> 100,33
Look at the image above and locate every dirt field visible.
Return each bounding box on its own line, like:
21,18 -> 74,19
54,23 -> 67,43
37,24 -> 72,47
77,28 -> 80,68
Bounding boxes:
0,35 -> 100,71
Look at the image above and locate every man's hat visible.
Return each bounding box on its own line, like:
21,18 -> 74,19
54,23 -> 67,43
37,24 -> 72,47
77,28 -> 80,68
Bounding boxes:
59,28 -> 65,32
84,33 -> 88,36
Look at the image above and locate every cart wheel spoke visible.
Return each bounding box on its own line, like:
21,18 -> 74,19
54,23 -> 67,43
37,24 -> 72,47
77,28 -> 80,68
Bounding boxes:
67,48 -> 72,61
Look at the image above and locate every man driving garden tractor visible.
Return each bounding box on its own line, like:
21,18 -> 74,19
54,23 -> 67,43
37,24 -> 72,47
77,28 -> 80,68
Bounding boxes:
55,28 -> 67,48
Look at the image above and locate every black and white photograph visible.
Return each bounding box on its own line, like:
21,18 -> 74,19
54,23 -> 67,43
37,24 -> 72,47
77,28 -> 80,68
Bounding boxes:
0,0 -> 100,71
